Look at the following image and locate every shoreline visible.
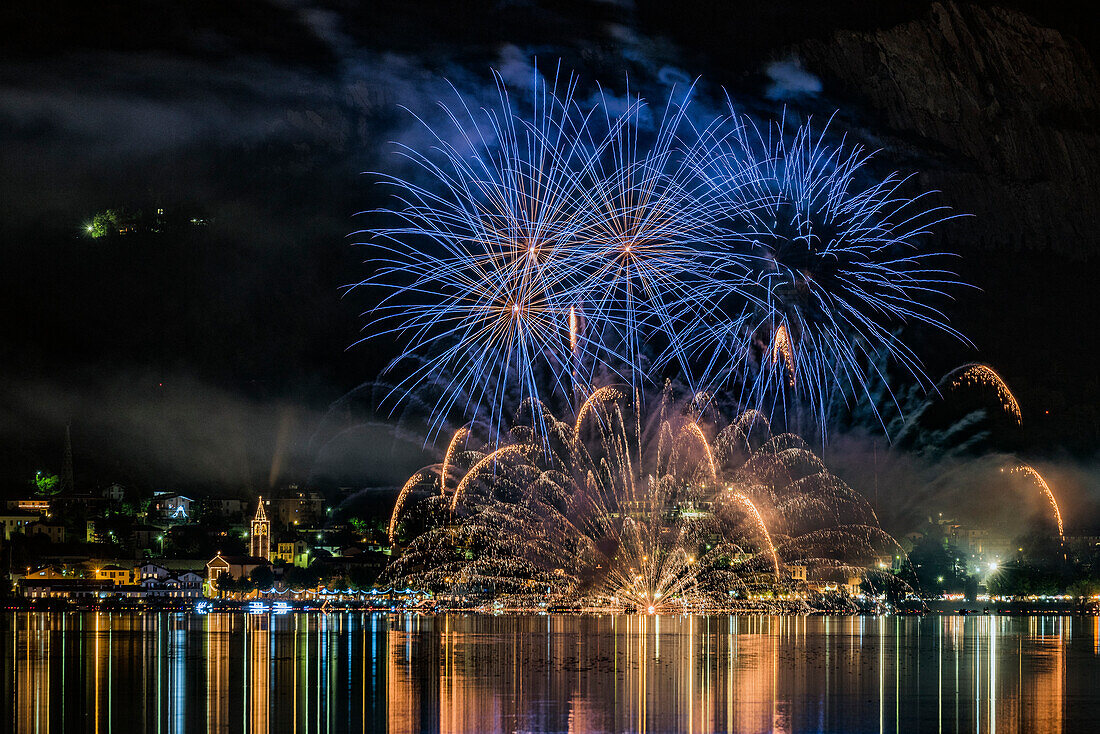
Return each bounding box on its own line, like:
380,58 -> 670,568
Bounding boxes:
3,599 -> 1096,616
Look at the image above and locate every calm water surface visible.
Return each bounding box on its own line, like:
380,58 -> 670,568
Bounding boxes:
4,612 -> 1099,733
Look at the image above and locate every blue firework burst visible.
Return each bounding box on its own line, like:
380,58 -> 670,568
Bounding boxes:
355,65 -> 968,443
687,111 -> 969,430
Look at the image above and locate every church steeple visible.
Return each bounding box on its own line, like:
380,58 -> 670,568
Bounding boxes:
250,497 -> 270,560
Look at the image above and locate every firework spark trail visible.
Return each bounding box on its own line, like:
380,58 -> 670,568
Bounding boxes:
389,473 -> 426,543
735,409 -> 772,439
439,426 -> 470,495
568,85 -> 724,393
944,363 -> 1022,425
356,67 -> 615,441
573,386 -> 623,439
684,421 -> 718,483
450,444 -> 529,513
770,322 -> 796,387
569,305 -> 582,401
728,490 -> 781,581
1007,463 -> 1065,539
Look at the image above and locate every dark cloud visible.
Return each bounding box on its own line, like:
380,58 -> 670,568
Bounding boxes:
764,58 -> 822,100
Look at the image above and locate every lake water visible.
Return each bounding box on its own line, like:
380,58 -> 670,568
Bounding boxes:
3,612 -> 1099,733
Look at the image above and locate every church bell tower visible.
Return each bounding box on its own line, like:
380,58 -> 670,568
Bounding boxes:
250,497 -> 270,560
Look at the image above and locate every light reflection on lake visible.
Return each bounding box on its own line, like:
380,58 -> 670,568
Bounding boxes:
4,612 -> 1099,733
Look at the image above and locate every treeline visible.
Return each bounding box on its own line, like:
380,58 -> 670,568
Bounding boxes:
214,562 -> 381,594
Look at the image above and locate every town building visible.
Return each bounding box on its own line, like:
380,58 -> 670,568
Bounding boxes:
20,569 -> 204,603
21,579 -> 115,600
270,489 -> 326,528
28,522 -> 66,544
103,483 -> 126,502
138,571 -> 203,600
6,498 -> 51,515
0,511 -> 40,540
151,493 -> 193,522
138,563 -> 170,580
20,565 -> 73,582
204,553 -> 269,596
95,565 -> 137,585
271,539 -> 310,568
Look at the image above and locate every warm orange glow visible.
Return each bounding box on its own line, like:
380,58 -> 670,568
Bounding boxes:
1007,463 -> 1065,539
573,386 -> 623,439
729,490 -> 781,580
440,427 -> 470,496
569,306 -> 578,358
948,363 -> 1022,425
684,422 -> 718,483
770,323 -> 796,387
450,445 -> 527,513
389,473 -> 426,543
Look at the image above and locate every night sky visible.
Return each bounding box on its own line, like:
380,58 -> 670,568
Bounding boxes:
1,1 -> 1097,504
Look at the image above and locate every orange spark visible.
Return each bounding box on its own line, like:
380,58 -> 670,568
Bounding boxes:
730,490 -> 781,581
388,473 -> 426,544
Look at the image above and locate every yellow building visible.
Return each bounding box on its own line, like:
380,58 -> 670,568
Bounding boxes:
94,565 -> 137,585
271,540 -> 310,568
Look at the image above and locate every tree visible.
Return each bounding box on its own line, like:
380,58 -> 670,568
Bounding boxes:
899,523 -> 973,596
249,565 -> 274,590
34,472 -> 61,496
214,572 -> 236,594
87,209 -> 122,238
284,565 -> 321,591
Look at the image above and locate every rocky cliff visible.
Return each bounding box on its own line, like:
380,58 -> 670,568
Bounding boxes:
797,1 -> 1100,256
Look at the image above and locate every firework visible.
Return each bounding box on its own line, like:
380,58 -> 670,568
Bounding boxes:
1005,463 -> 1064,539
356,67 -> 601,439
727,490 -> 780,580
770,322 -> 796,387
449,444 -> 529,513
388,473 -> 428,544
383,388 -> 902,611
944,363 -> 1022,425
573,385 -> 623,439
683,421 -> 718,483
359,66 -> 966,443
686,111 -> 967,431
439,427 -> 470,495
567,85 -> 721,393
